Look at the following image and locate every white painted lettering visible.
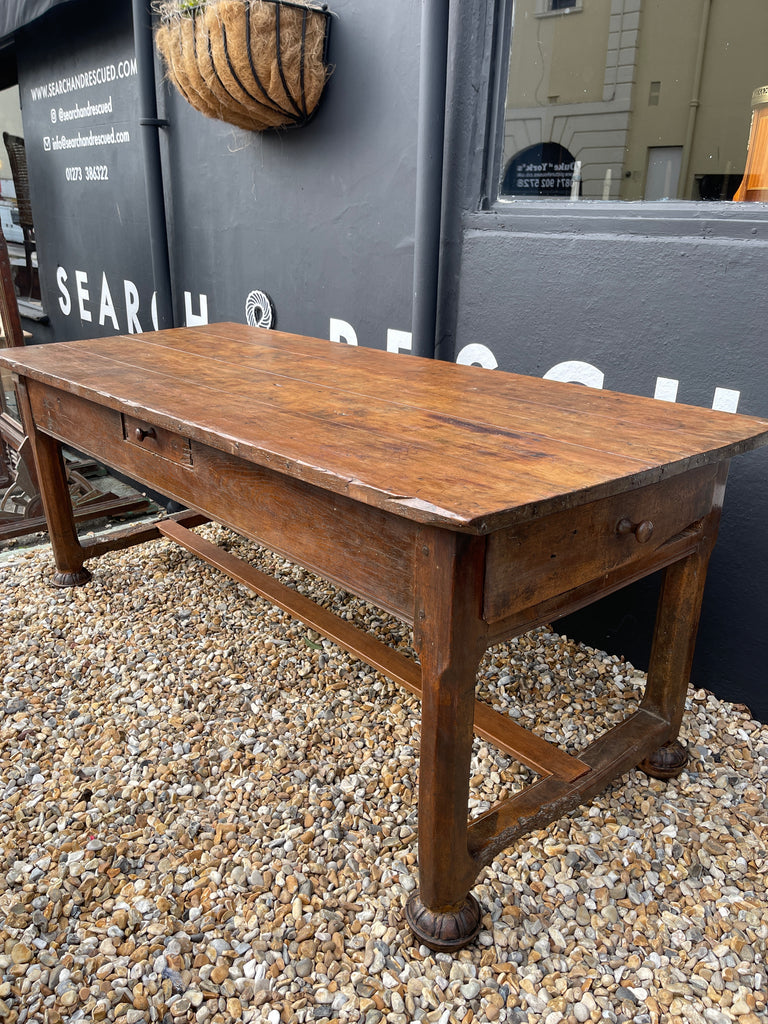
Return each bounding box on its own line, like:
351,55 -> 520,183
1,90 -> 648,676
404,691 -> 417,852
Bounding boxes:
654,377 -> 679,402
98,272 -> 119,330
329,318 -> 358,346
456,343 -> 498,369
544,360 -> 605,389
57,266 -> 71,315
124,280 -> 142,333
452,346 -> 742,414
184,292 -> 208,327
386,329 -> 412,355
712,387 -> 740,413
75,270 -> 92,323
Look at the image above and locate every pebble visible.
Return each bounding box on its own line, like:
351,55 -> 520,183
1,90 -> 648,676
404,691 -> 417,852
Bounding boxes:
0,524 -> 767,1024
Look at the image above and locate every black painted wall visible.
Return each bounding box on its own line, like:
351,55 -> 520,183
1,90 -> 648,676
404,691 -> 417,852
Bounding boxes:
158,1 -> 419,346
451,213 -> 768,719
17,4 -> 154,337
16,0 -> 420,346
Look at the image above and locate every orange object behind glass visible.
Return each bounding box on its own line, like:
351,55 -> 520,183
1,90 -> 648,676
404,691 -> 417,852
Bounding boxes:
734,86 -> 768,202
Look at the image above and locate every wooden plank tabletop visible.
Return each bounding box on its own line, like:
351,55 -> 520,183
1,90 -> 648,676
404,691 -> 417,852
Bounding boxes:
3,324 -> 768,532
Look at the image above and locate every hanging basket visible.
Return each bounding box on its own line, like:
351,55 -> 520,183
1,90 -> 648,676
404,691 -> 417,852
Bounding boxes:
154,0 -> 332,132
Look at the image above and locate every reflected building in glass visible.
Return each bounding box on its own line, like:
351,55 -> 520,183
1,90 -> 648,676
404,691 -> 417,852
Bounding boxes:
502,0 -> 767,201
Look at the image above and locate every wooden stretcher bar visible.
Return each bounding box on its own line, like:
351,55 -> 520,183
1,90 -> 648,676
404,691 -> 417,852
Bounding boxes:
157,518 -> 591,784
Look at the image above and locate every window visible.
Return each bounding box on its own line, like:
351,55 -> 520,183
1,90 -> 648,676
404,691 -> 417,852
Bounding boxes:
536,0 -> 584,16
502,0 -> 768,202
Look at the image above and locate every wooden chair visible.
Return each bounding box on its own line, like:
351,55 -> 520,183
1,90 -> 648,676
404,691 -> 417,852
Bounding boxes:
0,224 -> 30,492
2,133 -> 36,297
0,227 -> 150,540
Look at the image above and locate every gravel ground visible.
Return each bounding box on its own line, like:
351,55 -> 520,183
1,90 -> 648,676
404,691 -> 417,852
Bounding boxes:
0,523 -> 766,1024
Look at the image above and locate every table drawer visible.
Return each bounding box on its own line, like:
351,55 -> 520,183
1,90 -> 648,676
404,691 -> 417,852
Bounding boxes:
122,413 -> 193,466
484,464 -> 720,624
26,380 -> 417,622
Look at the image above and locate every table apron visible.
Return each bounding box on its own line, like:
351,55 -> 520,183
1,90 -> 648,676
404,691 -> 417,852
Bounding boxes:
25,381 -> 725,647
484,462 -> 721,626
26,381 -> 417,623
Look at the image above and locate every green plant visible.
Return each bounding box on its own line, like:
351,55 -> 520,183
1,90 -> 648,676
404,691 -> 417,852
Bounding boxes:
152,0 -> 208,20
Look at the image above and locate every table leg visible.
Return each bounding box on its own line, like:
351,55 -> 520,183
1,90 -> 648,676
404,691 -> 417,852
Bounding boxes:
405,528 -> 487,951
15,379 -> 91,587
639,513 -> 721,779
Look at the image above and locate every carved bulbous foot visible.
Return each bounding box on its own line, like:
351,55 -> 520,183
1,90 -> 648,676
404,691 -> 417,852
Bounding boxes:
52,567 -> 92,588
405,892 -> 482,951
639,739 -> 688,780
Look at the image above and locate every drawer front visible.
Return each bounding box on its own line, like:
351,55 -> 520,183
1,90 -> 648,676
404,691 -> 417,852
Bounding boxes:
122,413 -> 193,466
26,381 -> 416,622
484,464 -> 720,624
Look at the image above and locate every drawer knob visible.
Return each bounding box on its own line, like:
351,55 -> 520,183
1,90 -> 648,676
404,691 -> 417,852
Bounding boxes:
617,517 -> 654,543
135,426 -> 156,442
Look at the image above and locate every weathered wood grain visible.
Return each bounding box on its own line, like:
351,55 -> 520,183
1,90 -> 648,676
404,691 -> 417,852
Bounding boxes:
483,463 -> 719,622
5,327 -> 768,532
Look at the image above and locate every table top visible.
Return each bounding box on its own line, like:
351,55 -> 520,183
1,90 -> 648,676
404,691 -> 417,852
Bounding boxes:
4,323 -> 768,532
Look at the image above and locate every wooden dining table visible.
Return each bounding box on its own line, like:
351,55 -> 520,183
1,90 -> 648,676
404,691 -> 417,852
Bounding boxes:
3,323 -> 767,951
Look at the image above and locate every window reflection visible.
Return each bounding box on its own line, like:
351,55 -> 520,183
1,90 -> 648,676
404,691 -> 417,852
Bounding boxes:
502,0 -> 768,202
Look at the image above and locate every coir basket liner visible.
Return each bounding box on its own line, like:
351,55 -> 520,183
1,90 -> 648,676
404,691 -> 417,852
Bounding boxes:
155,0 -> 332,131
